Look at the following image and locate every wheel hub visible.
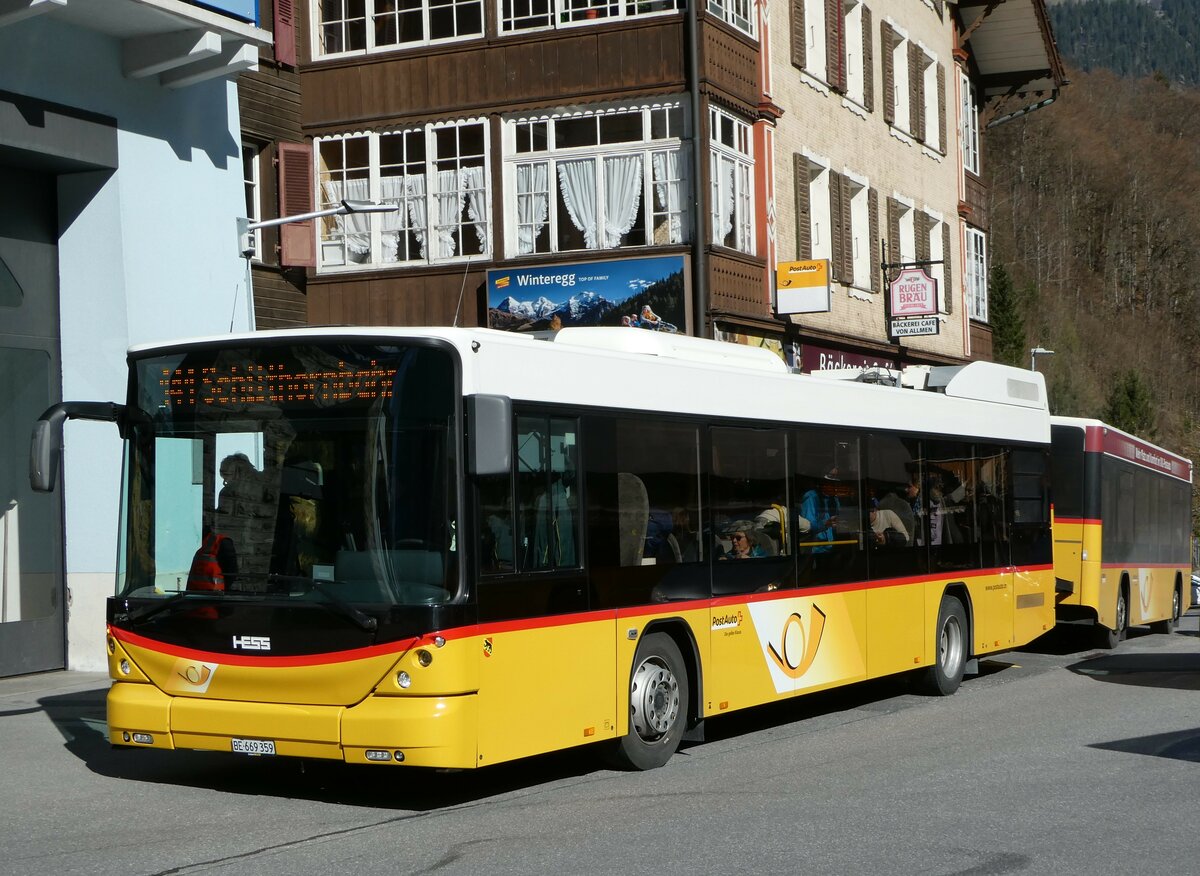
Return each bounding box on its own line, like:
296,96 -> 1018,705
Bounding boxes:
630,657 -> 679,740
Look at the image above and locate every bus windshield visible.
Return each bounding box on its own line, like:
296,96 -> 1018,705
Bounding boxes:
116,341 -> 459,608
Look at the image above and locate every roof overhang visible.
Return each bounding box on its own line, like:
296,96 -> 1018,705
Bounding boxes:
0,0 -> 271,89
956,0 -> 1067,115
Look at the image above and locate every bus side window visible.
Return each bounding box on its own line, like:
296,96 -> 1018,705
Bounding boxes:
478,469 -> 514,574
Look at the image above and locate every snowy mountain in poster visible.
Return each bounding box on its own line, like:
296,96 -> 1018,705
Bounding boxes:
496,290 -> 611,324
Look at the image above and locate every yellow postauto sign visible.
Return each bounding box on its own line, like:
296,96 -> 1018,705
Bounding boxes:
775,259 -> 831,314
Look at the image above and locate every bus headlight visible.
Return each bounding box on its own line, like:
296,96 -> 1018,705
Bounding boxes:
416,649 -> 432,667
396,671 -> 411,689
119,659 -> 131,676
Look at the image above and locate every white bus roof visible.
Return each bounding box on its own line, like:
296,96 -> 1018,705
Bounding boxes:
130,326 -> 1051,445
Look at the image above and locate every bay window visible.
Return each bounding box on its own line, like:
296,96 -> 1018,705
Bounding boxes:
710,108 -> 754,254
504,101 -> 688,256
317,119 -> 490,270
501,0 -> 683,33
315,0 -> 484,58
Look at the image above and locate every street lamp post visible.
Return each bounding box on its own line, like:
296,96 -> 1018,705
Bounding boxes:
1030,346 -> 1055,371
237,199 -> 397,259
233,199 -> 398,331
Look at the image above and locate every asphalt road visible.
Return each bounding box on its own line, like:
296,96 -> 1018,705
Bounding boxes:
4,615 -> 1200,876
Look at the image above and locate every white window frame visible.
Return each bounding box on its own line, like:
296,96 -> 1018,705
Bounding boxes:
241,142 -> 262,263
315,119 -> 491,272
961,72 -> 980,175
312,0 -> 485,60
502,100 -> 689,257
843,0 -> 865,107
708,0 -> 756,39
709,107 -> 755,255
897,199 -> 915,265
926,211 -> 946,311
892,35 -> 910,136
922,55 -> 940,151
806,159 -> 832,262
849,176 -> 870,290
500,0 -> 684,34
803,0 -> 826,81
965,226 -> 987,321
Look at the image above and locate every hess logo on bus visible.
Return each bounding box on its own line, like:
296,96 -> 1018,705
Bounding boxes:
232,635 -> 271,651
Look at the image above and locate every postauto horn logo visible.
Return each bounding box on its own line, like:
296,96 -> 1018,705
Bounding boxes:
711,610 -> 743,631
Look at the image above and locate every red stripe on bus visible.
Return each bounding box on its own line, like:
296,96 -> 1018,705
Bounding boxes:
113,563 -> 1056,663
1053,517 -> 1101,526
111,627 -> 422,667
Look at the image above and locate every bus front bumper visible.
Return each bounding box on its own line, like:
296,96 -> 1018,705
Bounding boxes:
107,681 -> 478,768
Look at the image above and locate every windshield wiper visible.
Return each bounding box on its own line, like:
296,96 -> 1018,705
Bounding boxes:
119,592 -> 220,625
267,574 -> 379,632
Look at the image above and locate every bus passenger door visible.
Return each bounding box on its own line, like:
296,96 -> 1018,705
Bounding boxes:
474,414 -> 618,765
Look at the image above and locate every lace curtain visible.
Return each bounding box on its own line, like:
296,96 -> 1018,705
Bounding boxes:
516,163 -> 549,255
651,150 -> 682,244
557,159 -> 598,249
325,163 -> 489,263
379,174 -> 408,262
602,155 -> 642,248
558,155 -> 644,250
712,155 -> 735,245
462,165 -> 489,253
321,178 -> 372,256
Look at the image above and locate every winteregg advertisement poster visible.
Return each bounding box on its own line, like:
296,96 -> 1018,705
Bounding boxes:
487,255 -> 686,333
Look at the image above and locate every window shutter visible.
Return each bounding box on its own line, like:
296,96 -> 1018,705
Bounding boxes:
274,0 -> 297,68
840,175 -> 853,282
829,170 -> 843,280
886,197 -> 901,267
937,63 -> 947,155
277,140 -> 315,268
881,21 -> 895,125
826,0 -> 846,92
909,43 -> 924,141
942,221 -> 953,314
793,154 -> 812,260
916,211 -> 931,265
791,0 -> 807,72
862,5 -> 874,113
868,187 -> 880,292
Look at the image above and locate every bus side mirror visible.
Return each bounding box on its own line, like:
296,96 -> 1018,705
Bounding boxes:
30,402 -> 126,492
468,394 -> 511,477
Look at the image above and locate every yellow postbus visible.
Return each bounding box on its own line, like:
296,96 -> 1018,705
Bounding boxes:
33,327 -> 1057,769
1050,417 -> 1193,648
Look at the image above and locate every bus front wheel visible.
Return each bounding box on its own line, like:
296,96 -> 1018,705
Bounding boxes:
918,595 -> 967,696
1094,587 -> 1127,649
610,632 -> 688,770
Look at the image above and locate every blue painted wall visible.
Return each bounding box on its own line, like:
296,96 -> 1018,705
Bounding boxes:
0,15 -> 257,668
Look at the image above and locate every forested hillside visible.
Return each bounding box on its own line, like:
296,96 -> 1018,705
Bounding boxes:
1048,0 -> 1200,86
984,66 -> 1200,481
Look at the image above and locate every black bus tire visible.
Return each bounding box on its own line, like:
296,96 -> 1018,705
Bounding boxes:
1094,587 -> 1127,649
608,632 -> 688,771
917,595 -> 968,696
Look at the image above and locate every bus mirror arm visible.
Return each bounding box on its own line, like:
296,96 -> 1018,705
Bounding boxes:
30,401 -> 126,493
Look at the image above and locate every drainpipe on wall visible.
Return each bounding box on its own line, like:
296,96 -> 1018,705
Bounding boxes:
686,0 -> 709,338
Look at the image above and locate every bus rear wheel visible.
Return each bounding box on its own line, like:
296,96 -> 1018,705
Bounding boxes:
1150,587 -> 1180,635
917,595 -> 967,696
1094,587 -> 1127,649
609,632 -> 688,770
